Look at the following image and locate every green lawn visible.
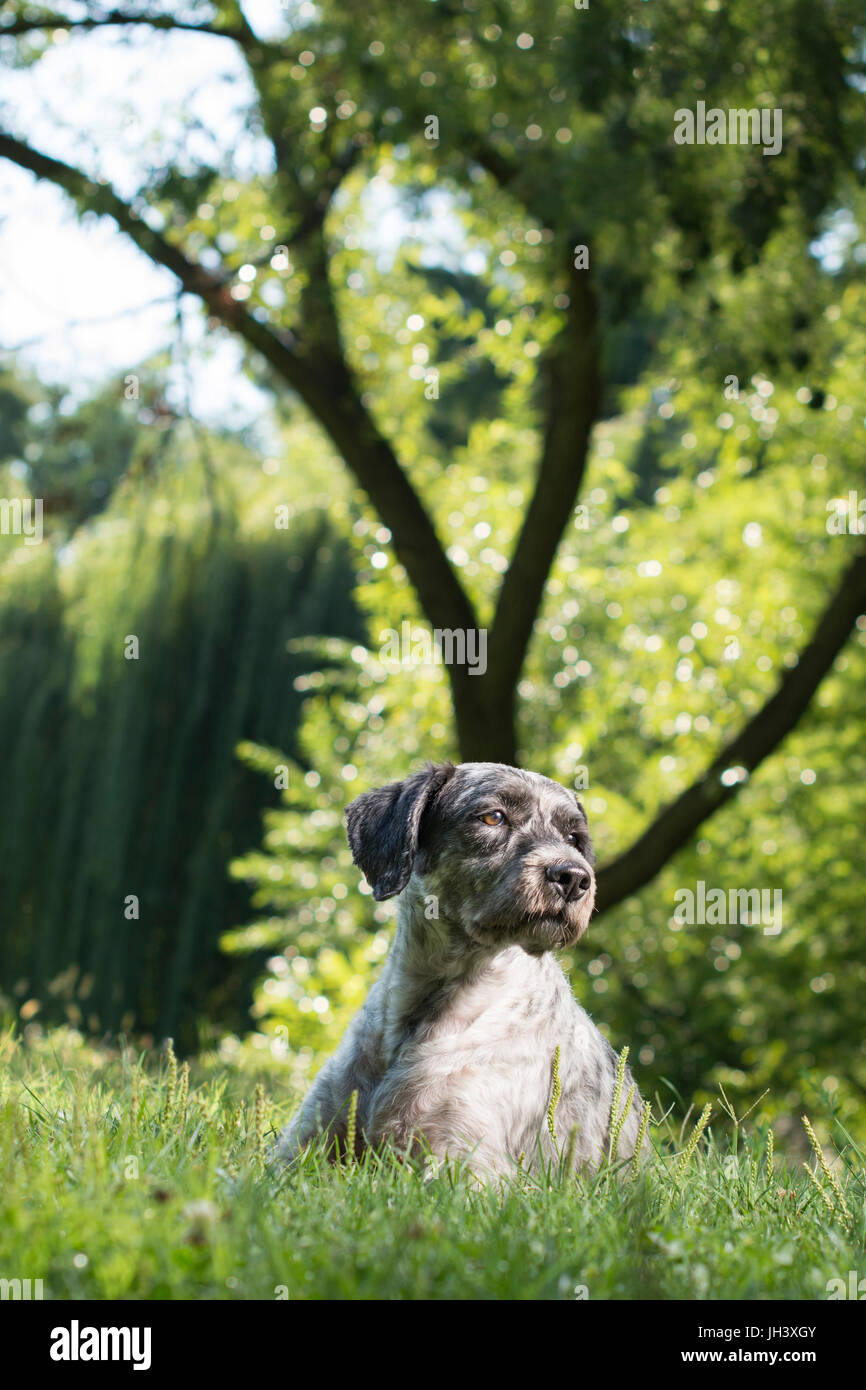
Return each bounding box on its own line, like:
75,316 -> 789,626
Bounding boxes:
0,1026 -> 862,1301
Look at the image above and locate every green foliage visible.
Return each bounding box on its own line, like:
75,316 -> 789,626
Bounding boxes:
0,364 -> 34,463
0,1025 -> 861,1300
0,406 -> 365,1046
193,0 -> 866,416
0,359 -> 190,531
19,378 -> 139,529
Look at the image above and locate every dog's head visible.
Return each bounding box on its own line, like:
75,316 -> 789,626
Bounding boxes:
345,761 -> 595,952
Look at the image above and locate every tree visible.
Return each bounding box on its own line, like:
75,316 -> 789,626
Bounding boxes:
2,0 -> 865,916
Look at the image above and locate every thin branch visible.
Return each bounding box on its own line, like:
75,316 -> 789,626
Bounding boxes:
595,547 -> 866,915
0,7 -> 252,44
280,141 -> 363,251
3,293 -> 179,351
466,139 -> 522,193
0,130 -> 239,305
222,142 -> 363,279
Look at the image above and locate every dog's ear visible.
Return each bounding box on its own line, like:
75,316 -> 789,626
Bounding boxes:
345,763 -> 455,900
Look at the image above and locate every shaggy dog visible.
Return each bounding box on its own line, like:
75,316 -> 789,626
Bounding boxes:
277,761 -> 644,1177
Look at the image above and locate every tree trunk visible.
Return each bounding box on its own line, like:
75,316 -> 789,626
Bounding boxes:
451,672 -> 518,765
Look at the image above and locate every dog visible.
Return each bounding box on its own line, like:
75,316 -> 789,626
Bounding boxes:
277,761 -> 645,1177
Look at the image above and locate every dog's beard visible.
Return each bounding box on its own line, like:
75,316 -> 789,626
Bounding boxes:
519,908 -> 588,952
456,884 -> 595,954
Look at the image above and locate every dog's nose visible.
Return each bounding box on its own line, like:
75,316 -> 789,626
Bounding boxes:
545,863 -> 591,902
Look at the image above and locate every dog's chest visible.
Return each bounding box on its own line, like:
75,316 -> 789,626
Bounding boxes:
399,947 -> 564,1052
377,952 -> 573,1149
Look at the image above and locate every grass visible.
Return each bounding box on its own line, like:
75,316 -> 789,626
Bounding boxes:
0,1026 -> 863,1301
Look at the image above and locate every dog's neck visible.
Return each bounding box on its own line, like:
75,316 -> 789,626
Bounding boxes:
378,879 -> 541,1055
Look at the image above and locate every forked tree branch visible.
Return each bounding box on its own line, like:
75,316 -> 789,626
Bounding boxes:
3,1 -> 600,728
595,547 -> 866,915
3,116 -> 862,861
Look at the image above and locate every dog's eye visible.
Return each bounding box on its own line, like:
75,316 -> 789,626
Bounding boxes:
480,810 -> 506,827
